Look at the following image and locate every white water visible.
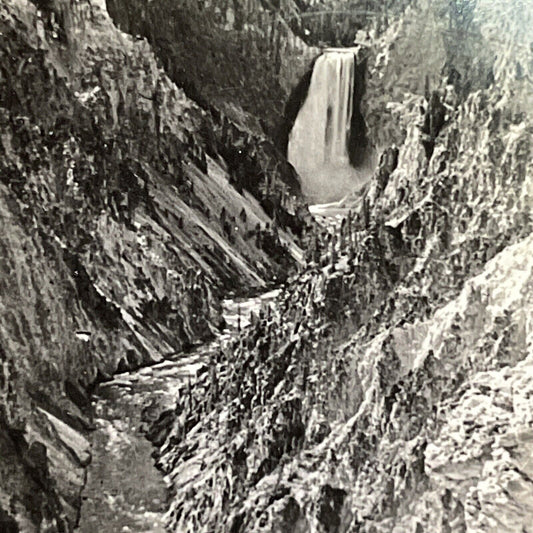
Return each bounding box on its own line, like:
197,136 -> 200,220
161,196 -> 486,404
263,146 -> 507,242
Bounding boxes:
288,49 -> 368,202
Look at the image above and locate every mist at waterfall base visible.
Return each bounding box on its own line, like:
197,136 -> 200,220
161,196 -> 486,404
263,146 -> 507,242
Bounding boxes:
288,50 -> 371,203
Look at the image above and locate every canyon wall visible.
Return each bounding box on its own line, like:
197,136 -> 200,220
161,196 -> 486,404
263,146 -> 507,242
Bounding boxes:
152,1 -> 533,531
1,0 -> 531,531
0,0 -> 306,530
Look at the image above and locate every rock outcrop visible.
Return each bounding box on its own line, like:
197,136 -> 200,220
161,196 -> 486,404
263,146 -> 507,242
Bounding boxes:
0,0 -> 306,529
151,1 -> 533,532
2,0 -> 532,531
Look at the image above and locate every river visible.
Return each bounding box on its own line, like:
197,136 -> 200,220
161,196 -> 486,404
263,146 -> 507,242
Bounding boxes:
76,290 -> 280,533
75,203 -> 341,532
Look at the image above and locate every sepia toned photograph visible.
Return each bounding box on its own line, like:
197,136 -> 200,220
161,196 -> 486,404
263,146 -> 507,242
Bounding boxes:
0,0 -> 532,531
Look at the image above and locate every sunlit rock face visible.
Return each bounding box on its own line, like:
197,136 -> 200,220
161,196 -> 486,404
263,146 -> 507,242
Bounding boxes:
150,2 -> 533,533
288,50 -> 369,202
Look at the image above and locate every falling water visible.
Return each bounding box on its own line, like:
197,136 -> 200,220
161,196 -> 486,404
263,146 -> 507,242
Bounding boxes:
288,49 -> 366,202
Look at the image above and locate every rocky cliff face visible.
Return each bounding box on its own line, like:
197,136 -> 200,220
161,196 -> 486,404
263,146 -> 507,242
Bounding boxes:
105,0 -> 315,234
151,1 -> 533,532
0,0 -> 306,530
2,0 -> 532,531
105,0 -> 317,137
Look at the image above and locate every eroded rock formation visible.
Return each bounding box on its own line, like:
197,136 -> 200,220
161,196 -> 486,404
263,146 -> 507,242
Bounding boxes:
151,1 -> 533,532
1,0 -> 532,531
0,0 -> 306,529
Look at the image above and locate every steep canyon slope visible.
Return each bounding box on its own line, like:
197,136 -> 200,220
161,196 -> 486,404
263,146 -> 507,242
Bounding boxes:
0,0 -> 306,530
0,0 -> 532,532
151,1 -> 533,532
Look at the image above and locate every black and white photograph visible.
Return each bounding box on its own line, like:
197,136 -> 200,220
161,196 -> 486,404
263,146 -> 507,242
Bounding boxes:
0,0 -> 532,531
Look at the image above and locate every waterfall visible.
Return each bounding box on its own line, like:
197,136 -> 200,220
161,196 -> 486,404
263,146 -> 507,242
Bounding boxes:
288,49 -> 365,202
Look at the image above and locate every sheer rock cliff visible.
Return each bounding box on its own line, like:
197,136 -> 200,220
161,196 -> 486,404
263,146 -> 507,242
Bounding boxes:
0,0 -> 305,529
151,2 -> 533,532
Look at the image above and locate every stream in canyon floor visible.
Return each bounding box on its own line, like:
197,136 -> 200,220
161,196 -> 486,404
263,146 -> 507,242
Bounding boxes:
75,203 -> 341,533
76,289 -> 280,533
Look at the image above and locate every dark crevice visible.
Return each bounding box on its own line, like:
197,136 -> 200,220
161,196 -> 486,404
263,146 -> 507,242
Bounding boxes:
420,91 -> 447,160
0,504 -> 19,533
348,57 -> 369,167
